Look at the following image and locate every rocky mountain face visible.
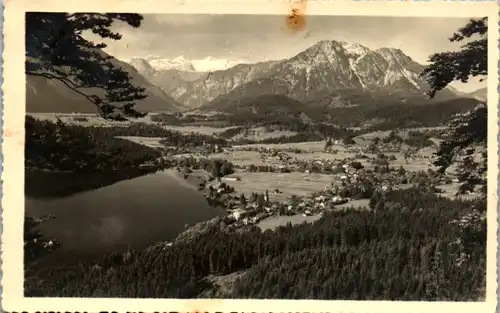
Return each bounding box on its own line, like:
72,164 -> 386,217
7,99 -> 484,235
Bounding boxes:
206,40 -> 459,109
144,55 -> 197,72
169,60 -> 282,108
129,58 -> 205,92
26,51 -> 185,114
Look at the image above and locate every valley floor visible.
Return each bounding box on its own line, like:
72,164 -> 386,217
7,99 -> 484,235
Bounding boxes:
25,115 -> 486,300
116,125 -> 477,230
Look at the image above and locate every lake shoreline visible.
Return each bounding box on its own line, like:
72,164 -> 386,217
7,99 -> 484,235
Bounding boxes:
163,168 -> 205,192
25,169 -> 226,265
25,168 -> 158,199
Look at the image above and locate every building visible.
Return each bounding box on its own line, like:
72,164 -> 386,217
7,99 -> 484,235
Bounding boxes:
231,209 -> 256,220
231,209 -> 246,220
222,176 -> 241,182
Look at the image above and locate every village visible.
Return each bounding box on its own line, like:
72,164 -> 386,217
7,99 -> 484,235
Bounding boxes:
164,131 -> 467,231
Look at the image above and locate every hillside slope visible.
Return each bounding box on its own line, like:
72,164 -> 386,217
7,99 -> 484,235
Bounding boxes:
26,51 -> 185,114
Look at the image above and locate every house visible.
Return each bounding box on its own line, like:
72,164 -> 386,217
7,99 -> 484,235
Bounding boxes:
231,209 -> 246,220
232,208 -> 258,220
331,196 -> 348,205
222,176 -> 241,182
315,195 -> 326,201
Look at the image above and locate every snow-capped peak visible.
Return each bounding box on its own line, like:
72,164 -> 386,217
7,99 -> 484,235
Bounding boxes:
126,55 -> 249,73
307,40 -> 370,57
148,56 -> 196,72
375,47 -> 408,62
191,57 -> 244,72
339,41 -> 371,58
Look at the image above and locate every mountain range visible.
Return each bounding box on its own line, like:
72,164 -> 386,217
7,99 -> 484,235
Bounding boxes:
132,40 -> 465,111
125,55 -> 246,73
128,58 -> 206,92
198,41 -> 463,110
466,87 -> 487,102
26,51 -> 185,114
27,39 -> 485,115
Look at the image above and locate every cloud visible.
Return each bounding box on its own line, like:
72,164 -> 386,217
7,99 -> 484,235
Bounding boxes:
150,14 -> 218,26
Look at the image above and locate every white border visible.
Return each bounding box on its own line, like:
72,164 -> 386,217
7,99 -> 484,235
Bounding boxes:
2,0 -> 498,312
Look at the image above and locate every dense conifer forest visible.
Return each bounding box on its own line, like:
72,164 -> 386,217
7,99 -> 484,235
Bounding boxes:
25,187 -> 486,300
26,116 -> 162,171
25,116 -> 231,172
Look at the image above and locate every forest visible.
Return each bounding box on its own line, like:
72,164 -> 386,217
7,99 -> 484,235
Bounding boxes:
167,97 -> 482,130
25,116 -> 231,172
147,97 -> 480,146
25,116 -> 162,172
24,187 -> 486,300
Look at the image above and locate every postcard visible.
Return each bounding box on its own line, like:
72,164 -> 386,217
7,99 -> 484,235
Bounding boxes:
2,0 -> 498,312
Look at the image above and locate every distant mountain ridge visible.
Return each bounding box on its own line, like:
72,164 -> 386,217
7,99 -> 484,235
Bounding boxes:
129,58 -> 206,92
142,55 -> 196,72
26,50 -> 185,114
466,87 -> 487,102
203,40 -> 460,109
170,60 -> 282,108
141,55 -> 248,72
28,39 -> 470,116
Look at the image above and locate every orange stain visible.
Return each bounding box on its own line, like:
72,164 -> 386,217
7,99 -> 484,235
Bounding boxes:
285,0 -> 307,34
4,128 -> 12,137
186,300 -> 224,313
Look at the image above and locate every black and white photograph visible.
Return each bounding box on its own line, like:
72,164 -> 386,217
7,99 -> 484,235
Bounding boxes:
2,0 -> 498,310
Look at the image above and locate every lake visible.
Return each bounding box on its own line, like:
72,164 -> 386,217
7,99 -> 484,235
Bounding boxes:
25,170 -> 226,263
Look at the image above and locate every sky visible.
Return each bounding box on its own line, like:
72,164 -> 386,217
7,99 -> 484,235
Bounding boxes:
85,14 -> 488,93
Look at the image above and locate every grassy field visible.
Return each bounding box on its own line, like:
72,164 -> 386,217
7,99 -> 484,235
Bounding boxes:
233,141 -> 326,152
230,126 -> 297,141
161,125 -> 237,135
209,144 -> 437,173
27,113 -> 128,127
199,270 -> 250,298
222,171 -> 335,202
356,127 -> 446,141
436,183 -> 479,200
174,148 -> 357,168
257,215 -> 321,231
116,136 -> 167,149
